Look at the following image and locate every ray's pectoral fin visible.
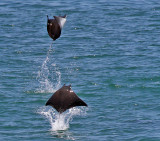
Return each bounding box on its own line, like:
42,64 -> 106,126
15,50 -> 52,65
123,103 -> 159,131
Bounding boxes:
75,99 -> 88,107
54,16 -> 67,29
69,93 -> 88,108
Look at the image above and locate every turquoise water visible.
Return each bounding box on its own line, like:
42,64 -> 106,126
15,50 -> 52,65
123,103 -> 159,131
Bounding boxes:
1,0 -> 160,140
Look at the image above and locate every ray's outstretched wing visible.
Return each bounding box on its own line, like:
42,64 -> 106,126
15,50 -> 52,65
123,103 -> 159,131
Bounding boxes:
47,15 -> 67,41
46,85 -> 87,113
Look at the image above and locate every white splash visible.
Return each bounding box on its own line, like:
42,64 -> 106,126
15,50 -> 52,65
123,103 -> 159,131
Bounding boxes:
36,42 -> 61,93
38,106 -> 87,131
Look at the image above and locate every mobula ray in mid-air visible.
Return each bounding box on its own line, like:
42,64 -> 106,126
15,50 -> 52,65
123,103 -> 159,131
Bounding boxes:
46,85 -> 88,113
47,15 -> 67,40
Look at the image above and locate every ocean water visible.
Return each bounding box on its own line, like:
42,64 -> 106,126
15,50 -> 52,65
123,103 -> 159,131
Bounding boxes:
1,0 -> 160,140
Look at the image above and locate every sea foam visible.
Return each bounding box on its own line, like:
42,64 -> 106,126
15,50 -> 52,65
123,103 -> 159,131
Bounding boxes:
38,106 -> 87,131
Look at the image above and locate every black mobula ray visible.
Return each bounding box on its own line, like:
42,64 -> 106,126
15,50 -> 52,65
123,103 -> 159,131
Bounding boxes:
46,85 -> 88,113
47,15 -> 67,40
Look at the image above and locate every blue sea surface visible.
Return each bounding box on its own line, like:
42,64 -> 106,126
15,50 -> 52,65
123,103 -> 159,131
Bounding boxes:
1,0 -> 160,140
